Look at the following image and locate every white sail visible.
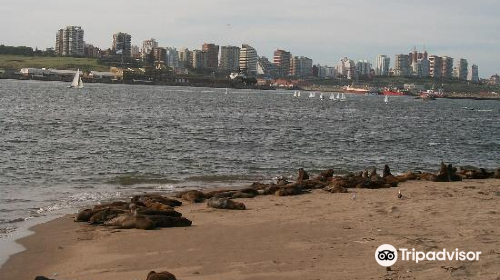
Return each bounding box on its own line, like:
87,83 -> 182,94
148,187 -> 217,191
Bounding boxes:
336,93 -> 340,99
70,69 -> 80,88
329,93 -> 335,100
225,88 -> 228,94
340,93 -> 346,101
77,76 -> 84,89
384,95 -> 389,104
297,91 -> 301,97
319,93 -> 324,100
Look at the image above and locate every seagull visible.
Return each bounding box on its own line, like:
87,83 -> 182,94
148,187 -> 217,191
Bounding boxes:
398,190 -> 403,199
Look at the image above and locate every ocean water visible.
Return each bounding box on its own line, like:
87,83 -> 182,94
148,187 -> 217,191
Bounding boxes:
0,79 -> 499,265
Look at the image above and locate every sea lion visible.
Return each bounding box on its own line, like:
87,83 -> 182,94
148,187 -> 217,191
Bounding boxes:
275,185 -> 305,196
231,191 -> 256,199
104,214 -> 155,230
383,165 -> 392,178
146,270 -> 177,280
297,168 -> 309,181
148,215 -> 192,227
93,201 -> 130,211
132,195 -> 182,207
314,169 -> 335,181
207,197 -> 246,210
74,208 -> 93,222
135,209 -> 182,217
323,184 -> 348,193
181,190 -> 206,203
34,276 -> 54,280
88,208 -> 126,224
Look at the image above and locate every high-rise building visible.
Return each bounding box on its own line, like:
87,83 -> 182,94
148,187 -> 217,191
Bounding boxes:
375,55 -> 390,76
55,26 -> 85,56
315,65 -> 335,78
290,56 -> 313,77
219,46 -> 240,72
178,48 -> 192,68
394,54 -> 410,77
414,58 -> 430,78
469,64 -> 479,83
428,55 -> 442,78
192,50 -> 208,69
166,47 -> 179,69
239,44 -> 258,76
141,38 -> 158,61
202,43 -> 219,70
337,57 -> 356,79
273,49 -> 292,77
84,44 -> 100,58
131,45 -> 141,59
454,58 -> 468,81
152,47 -> 166,63
112,32 -> 132,56
441,56 -> 454,79
257,56 -> 278,77
356,60 -> 372,77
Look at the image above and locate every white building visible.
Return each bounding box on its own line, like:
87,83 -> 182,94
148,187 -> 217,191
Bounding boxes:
375,55 -> 390,76
239,44 -> 258,76
337,57 -> 357,80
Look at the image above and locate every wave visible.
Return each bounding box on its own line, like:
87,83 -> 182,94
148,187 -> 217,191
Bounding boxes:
106,174 -> 179,186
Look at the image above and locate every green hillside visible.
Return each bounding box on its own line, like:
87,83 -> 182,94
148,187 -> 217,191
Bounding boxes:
0,55 -> 109,71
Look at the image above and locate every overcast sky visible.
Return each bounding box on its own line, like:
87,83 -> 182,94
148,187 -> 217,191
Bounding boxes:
1,0 -> 499,77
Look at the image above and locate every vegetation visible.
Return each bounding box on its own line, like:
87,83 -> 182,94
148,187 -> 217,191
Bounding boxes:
0,54 -> 109,72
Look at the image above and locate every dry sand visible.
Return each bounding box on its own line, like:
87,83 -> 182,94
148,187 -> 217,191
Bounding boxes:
1,179 -> 499,280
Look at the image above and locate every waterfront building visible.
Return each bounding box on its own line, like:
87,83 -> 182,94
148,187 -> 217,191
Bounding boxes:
141,38 -> 158,61
315,65 -> 335,79
454,58 -> 468,81
165,47 -> 179,69
55,26 -> 85,56
219,45 -> 240,72
257,56 -> 278,77
356,60 -> 372,78
413,58 -> 430,78
239,44 -> 258,76
84,44 -> 100,58
273,49 -> 292,77
428,55 -> 442,78
178,48 -> 193,68
375,55 -> 390,76
192,50 -> 208,69
441,56 -> 454,79
469,64 -> 479,83
112,32 -> 132,56
152,47 -> 166,64
290,56 -> 313,77
394,54 -> 410,77
131,45 -> 141,59
337,57 -> 357,79
202,43 -> 219,70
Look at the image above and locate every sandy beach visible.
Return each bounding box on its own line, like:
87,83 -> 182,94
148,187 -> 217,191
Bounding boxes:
1,179 -> 499,280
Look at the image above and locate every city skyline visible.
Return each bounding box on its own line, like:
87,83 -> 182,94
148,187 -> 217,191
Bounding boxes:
1,0 -> 499,77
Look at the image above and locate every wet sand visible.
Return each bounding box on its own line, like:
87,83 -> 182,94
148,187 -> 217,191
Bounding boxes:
1,179 -> 499,280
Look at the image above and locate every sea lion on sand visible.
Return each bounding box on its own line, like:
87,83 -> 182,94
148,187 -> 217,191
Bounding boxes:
88,208 -> 126,224
146,270 -> 177,280
93,201 -> 130,211
314,169 -> 335,181
132,195 -> 182,207
34,276 -> 54,280
231,191 -> 256,199
383,165 -> 393,178
135,209 -> 182,217
207,197 -> 246,210
74,208 -> 93,222
148,215 -> 192,227
181,190 -> 206,203
275,185 -> 306,196
297,168 -> 309,181
104,214 -> 155,230
323,184 -> 348,193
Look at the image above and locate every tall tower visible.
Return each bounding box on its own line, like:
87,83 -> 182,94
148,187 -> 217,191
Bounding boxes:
273,49 -> 292,77
55,26 -> 84,56
239,44 -> 258,76
202,43 -> 219,70
112,32 -> 132,56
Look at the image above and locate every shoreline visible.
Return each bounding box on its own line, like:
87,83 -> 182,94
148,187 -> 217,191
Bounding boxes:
1,178 -> 499,280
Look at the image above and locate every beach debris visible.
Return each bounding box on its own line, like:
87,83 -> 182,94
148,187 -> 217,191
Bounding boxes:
398,190 -> 403,199
146,270 -> 177,280
207,197 -> 246,210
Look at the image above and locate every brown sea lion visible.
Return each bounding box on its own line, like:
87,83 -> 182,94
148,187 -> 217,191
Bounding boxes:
207,197 -> 246,210
323,184 -> 348,193
135,209 -> 182,217
231,192 -> 256,199
383,165 -> 392,178
275,185 -> 305,196
74,208 -> 93,222
494,168 -> 500,179
104,214 -> 155,230
148,215 -> 192,227
146,270 -> 177,280
181,190 -> 206,203
93,201 -> 130,211
88,208 -> 126,224
132,195 -> 182,207
314,169 -> 335,181
34,276 -> 55,280
297,168 -> 309,181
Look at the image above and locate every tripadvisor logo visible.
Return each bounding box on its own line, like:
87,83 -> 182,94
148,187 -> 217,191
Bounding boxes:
375,244 -> 481,267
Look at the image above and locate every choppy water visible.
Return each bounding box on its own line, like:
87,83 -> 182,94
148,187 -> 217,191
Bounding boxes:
0,79 -> 499,263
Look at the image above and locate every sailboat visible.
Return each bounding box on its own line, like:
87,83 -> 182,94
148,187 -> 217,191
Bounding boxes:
384,95 -> 389,104
309,92 -> 316,98
293,90 -> 298,97
319,93 -> 324,100
340,93 -> 346,102
297,91 -> 301,97
68,69 -> 83,89
225,88 -> 229,94
329,93 -> 336,100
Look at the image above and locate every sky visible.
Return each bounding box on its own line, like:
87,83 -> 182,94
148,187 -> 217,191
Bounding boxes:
1,0 -> 499,77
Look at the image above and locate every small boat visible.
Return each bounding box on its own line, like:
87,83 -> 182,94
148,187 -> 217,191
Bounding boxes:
329,93 -> 336,100
297,91 -> 301,97
293,91 -> 297,97
319,93 -> 324,100
68,69 -> 83,89
384,95 -> 389,104
225,88 -> 229,94
336,93 -> 340,100
309,92 -> 316,98
340,93 -> 346,102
